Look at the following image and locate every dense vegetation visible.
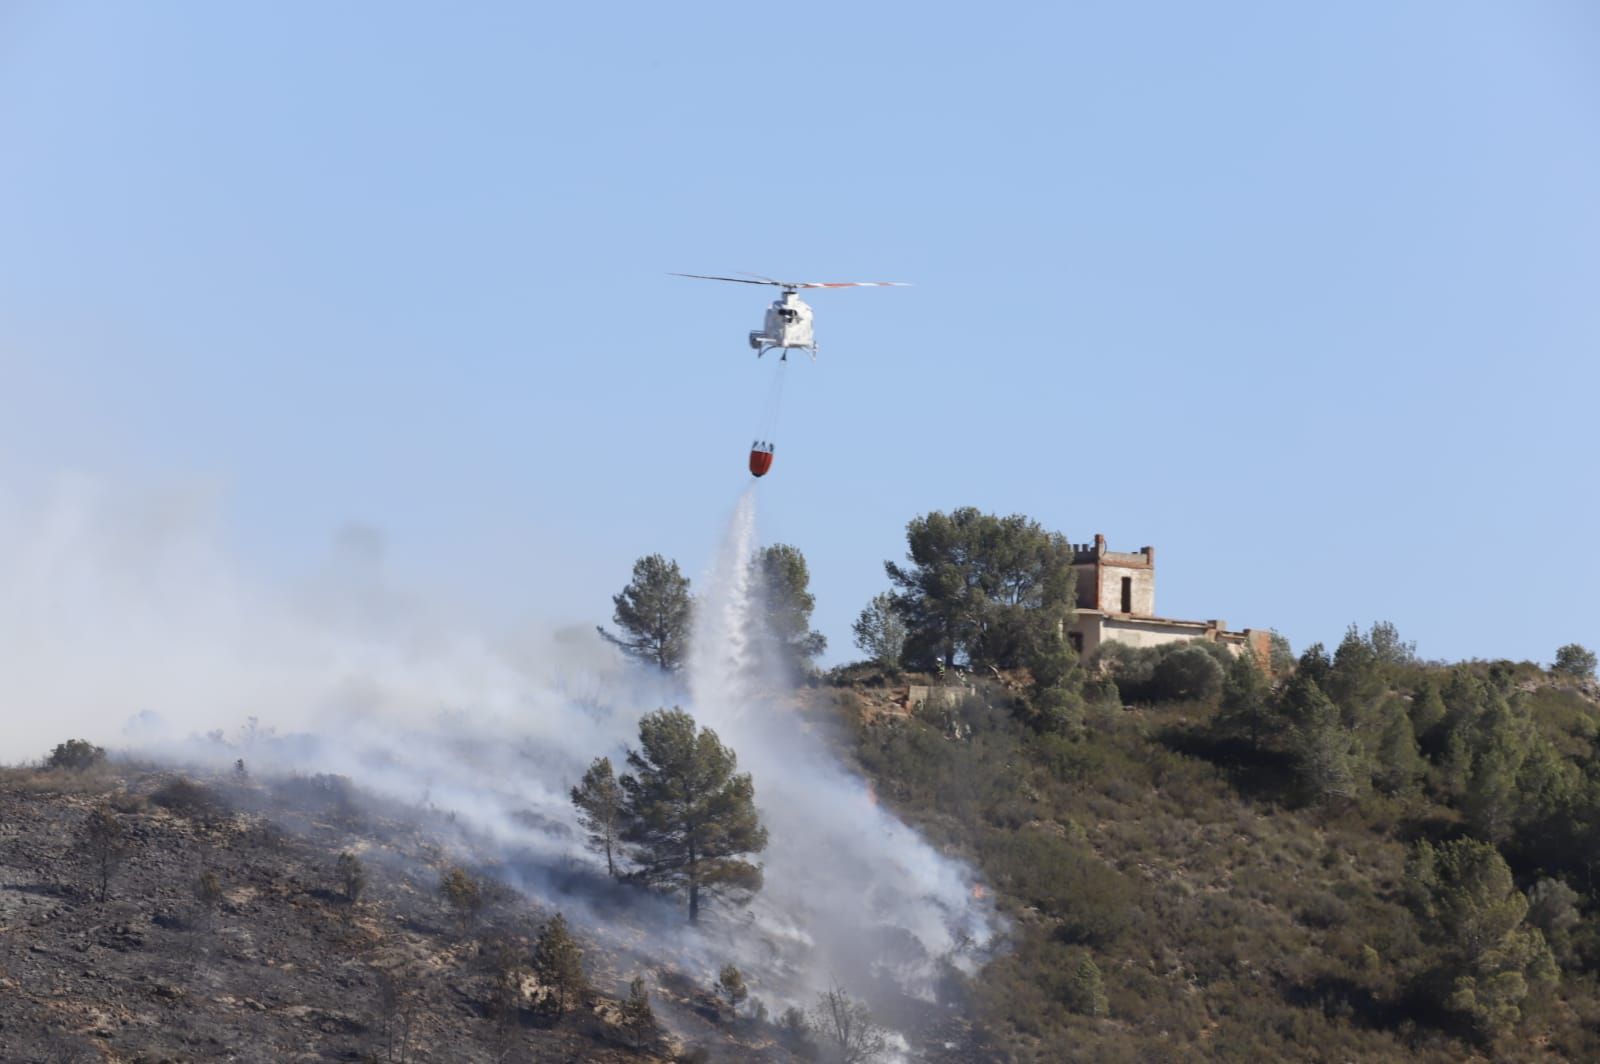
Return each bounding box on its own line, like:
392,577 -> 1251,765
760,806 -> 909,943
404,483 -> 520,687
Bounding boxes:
827,508 -> 1600,1060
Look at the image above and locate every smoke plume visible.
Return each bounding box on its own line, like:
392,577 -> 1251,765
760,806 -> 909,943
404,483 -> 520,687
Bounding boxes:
0,474 -> 998,1043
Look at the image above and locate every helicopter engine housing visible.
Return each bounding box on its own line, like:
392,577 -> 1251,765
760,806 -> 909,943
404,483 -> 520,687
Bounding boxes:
750,292 -> 815,355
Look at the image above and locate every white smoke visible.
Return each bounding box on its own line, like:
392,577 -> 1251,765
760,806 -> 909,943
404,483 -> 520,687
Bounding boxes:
0,474 -> 997,1043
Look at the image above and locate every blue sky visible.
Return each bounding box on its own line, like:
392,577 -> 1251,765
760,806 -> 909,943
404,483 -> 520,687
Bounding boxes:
1,2 -> 1596,666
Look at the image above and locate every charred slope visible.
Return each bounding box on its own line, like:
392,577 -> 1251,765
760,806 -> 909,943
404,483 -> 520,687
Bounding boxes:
0,766 -> 798,1064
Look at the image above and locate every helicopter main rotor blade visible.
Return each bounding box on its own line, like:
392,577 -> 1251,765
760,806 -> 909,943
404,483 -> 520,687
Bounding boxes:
670,273 -> 784,286
794,281 -> 912,289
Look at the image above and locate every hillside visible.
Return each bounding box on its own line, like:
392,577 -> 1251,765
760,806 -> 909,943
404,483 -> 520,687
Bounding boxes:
830,645 -> 1600,1062
7,634 -> 1600,1063
0,764 -> 812,1064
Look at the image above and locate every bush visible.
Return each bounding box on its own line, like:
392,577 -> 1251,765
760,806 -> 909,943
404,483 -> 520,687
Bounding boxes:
150,778 -> 223,820
438,867 -> 484,934
1151,645 -> 1226,702
1553,644 -> 1596,681
46,739 -> 106,771
336,852 -> 367,905
1097,641 -> 1229,704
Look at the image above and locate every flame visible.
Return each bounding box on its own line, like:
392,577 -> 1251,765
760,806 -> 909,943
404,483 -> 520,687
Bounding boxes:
865,781 -> 878,806
971,883 -> 988,901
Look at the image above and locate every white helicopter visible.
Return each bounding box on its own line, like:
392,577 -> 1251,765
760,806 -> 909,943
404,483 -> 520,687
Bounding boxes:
671,273 -> 909,360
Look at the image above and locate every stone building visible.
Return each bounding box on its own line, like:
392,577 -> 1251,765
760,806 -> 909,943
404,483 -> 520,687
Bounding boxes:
1065,533 -> 1270,667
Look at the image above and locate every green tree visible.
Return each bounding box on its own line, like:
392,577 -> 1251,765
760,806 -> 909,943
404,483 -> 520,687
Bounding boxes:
1267,630 -> 1295,675
532,912 -> 587,1018
852,591 -> 908,670
1525,877 -> 1581,968
1215,652 -> 1273,748
570,756 -> 625,878
1285,678 -> 1367,806
1373,698 -> 1425,797
1410,678 -> 1448,753
598,554 -> 693,671
618,708 -> 768,922
884,507 -> 1075,670
752,544 -> 826,673
47,739 -> 106,771
439,867 -> 484,934
1327,623 -> 1388,721
1368,620 -> 1417,666
620,976 -> 655,1049
1063,952 -> 1109,1017
1405,838 -> 1557,1038
1553,643 -> 1596,681
1296,643 -> 1332,688
1027,633 -> 1087,734
717,964 -> 748,1017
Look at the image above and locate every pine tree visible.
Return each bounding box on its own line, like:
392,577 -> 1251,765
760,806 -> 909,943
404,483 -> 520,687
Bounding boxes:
852,592 -> 908,670
598,555 -> 693,671
570,757 -> 625,877
1286,679 -> 1368,806
1405,838 -> 1557,1038
752,544 -> 827,674
1217,652 -> 1272,749
1410,678 -> 1448,753
1553,643 -> 1597,681
620,976 -> 655,1049
1373,700 -> 1425,797
619,708 -> 768,923
717,964 -> 749,1017
532,913 -> 587,1018
1064,953 -> 1109,1017
439,867 -> 485,934
883,508 -> 1076,670
1027,634 -> 1087,735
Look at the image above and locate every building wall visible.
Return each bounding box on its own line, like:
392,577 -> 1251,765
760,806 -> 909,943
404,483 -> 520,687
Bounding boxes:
1098,563 -> 1155,617
1068,535 -> 1155,615
1068,613 -> 1262,662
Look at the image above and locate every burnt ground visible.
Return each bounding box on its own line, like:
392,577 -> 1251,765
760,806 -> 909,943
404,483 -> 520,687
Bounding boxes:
0,764 -> 819,1064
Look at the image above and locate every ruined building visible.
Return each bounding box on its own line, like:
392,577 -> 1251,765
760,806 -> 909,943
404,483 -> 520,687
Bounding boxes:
1066,534 -> 1270,667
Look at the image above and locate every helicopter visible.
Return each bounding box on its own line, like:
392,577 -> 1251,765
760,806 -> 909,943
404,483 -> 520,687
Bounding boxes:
671,273 -> 909,360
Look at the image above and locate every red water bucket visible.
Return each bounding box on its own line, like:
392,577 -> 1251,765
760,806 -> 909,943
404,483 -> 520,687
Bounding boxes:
749,441 -> 774,478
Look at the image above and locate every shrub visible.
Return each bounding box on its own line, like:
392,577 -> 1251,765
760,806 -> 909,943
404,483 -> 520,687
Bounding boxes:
1063,952 -> 1109,1017
717,964 -> 748,1018
46,739 -> 106,771
150,777 -> 223,820
1151,645 -> 1226,702
78,806 -> 126,902
336,852 -> 367,905
1553,644 -> 1596,681
438,867 -> 484,934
